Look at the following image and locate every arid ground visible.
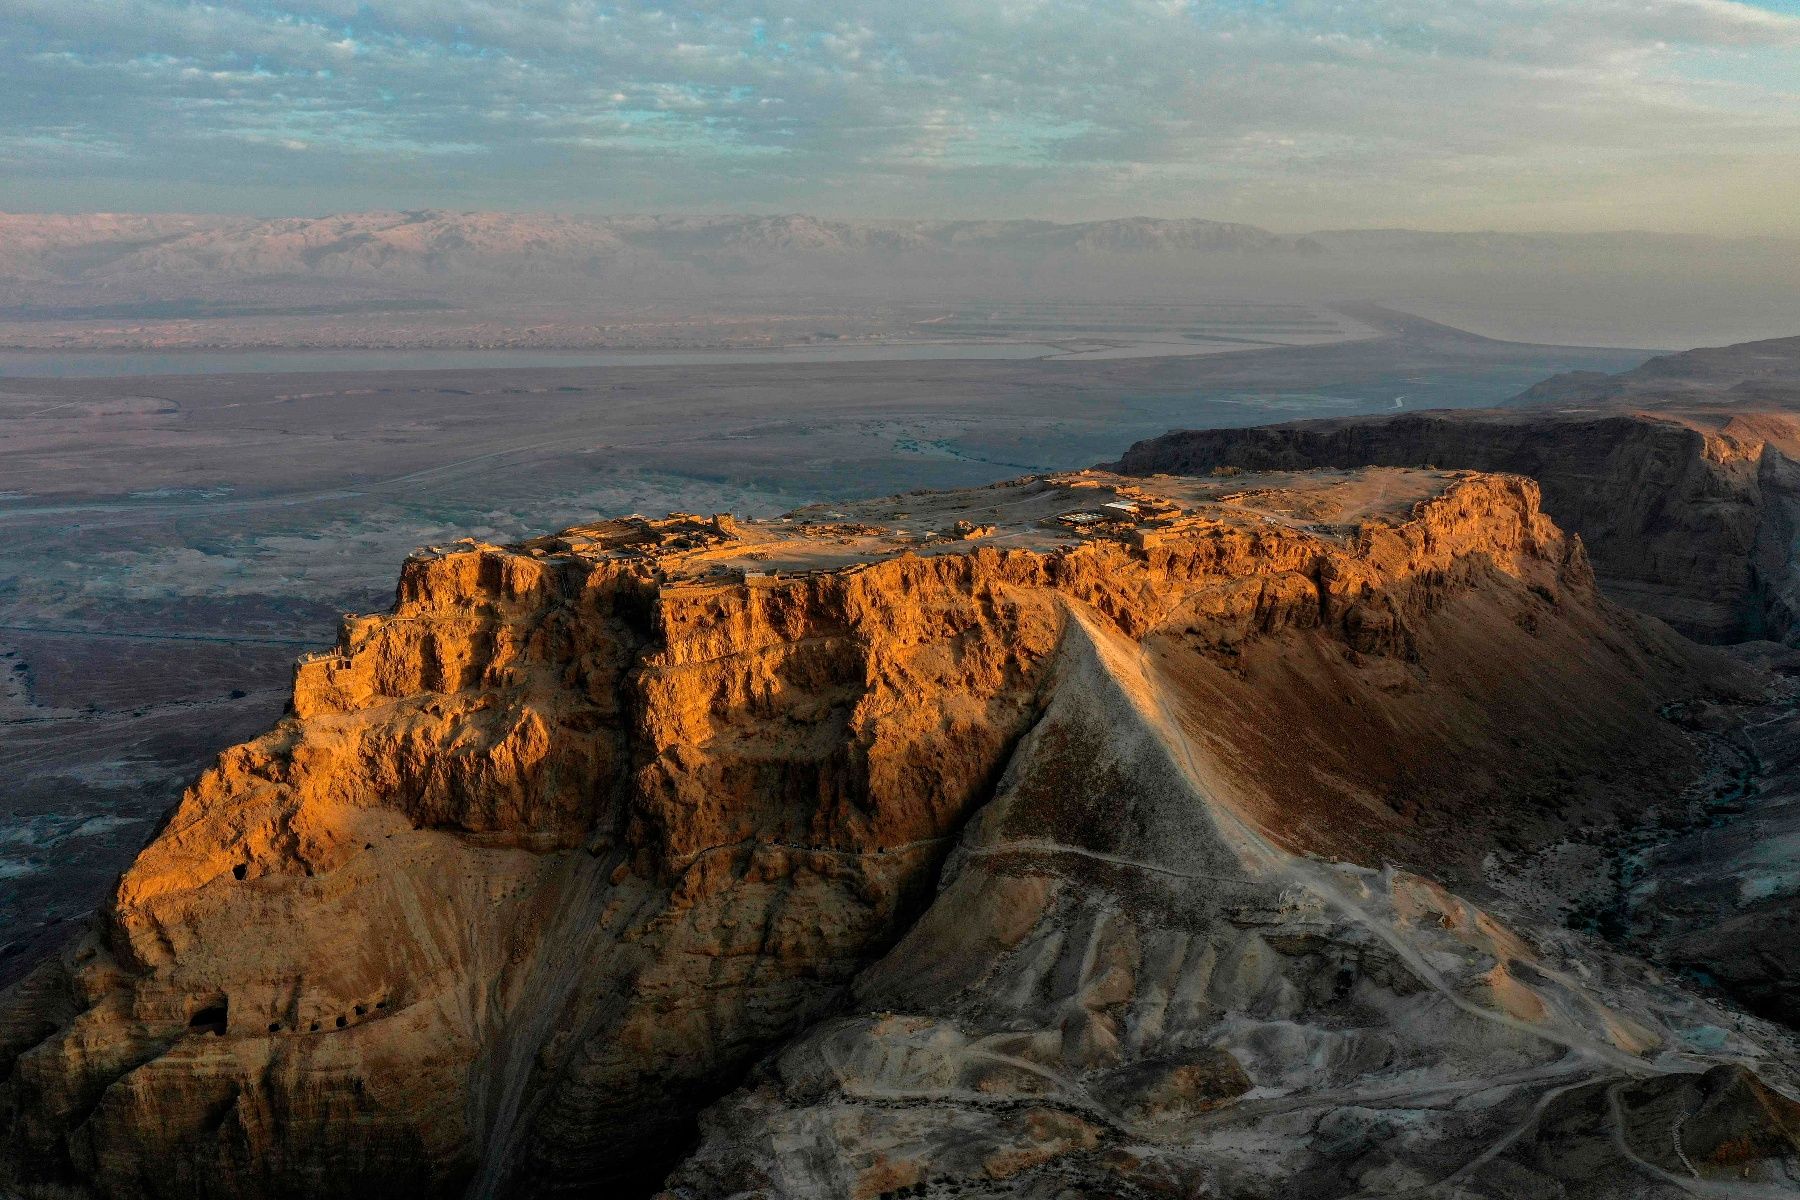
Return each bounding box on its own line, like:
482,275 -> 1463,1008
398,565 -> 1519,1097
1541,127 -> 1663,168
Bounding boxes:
0,308 -> 1642,977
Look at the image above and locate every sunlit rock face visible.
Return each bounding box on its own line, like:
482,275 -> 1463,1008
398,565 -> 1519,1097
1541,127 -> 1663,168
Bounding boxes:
4,466 -> 1796,1199
1115,331 -> 1800,648
1113,409 -> 1800,646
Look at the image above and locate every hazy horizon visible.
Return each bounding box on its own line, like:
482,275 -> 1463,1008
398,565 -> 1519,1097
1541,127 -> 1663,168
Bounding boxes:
12,206 -> 1800,242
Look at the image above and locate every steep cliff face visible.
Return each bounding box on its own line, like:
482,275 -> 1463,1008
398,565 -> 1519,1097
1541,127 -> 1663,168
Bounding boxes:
0,468 -> 1780,1199
1112,410 -> 1800,644
663,613 -> 1796,1199
1,517 -> 1068,1197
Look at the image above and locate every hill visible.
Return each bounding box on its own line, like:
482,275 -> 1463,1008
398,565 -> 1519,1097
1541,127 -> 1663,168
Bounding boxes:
6,465 -> 1794,1198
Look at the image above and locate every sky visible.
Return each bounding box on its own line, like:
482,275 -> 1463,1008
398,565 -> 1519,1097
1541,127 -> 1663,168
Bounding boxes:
4,0 -> 1800,233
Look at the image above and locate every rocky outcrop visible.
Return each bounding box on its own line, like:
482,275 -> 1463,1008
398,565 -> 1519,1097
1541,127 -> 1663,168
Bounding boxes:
658,485 -> 1793,1200
664,663 -> 1800,1197
2,519 -> 1067,1197
1,468 -> 1787,1199
1112,410 -> 1800,643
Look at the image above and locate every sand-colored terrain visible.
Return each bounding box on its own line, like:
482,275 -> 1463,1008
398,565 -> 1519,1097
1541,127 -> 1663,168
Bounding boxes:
0,313 -> 1641,973
6,463 -> 1797,1198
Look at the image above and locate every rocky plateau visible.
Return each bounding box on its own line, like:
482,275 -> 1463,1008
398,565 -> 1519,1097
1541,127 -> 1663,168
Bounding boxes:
6,445 -> 1800,1198
1113,335 -> 1800,645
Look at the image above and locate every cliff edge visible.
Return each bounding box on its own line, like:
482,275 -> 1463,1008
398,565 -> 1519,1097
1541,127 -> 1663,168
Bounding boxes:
1113,409 -> 1800,644
3,467 -> 1789,1199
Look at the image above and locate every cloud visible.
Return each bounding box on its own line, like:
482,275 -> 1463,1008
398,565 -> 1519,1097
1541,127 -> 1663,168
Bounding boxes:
2,0 -> 1799,231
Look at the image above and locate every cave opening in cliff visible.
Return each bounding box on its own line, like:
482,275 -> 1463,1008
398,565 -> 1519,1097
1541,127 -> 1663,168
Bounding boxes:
187,1000 -> 228,1036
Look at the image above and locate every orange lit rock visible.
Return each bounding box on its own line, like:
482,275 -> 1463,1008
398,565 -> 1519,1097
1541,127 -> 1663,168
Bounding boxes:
0,467 -> 1767,1199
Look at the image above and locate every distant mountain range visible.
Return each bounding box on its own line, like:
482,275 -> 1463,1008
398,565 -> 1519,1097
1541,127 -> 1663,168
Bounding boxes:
7,210 -> 1797,289
5,210 -> 1799,350
0,211 -> 1327,287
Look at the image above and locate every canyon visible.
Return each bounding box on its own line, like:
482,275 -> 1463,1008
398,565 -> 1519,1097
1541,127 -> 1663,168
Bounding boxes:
5,453 -> 1800,1197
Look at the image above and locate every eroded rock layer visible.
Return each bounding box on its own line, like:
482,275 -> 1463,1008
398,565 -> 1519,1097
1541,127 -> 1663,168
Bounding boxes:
663,621 -> 1798,1197
1,466 -> 1788,1199
1112,409 -> 1800,644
